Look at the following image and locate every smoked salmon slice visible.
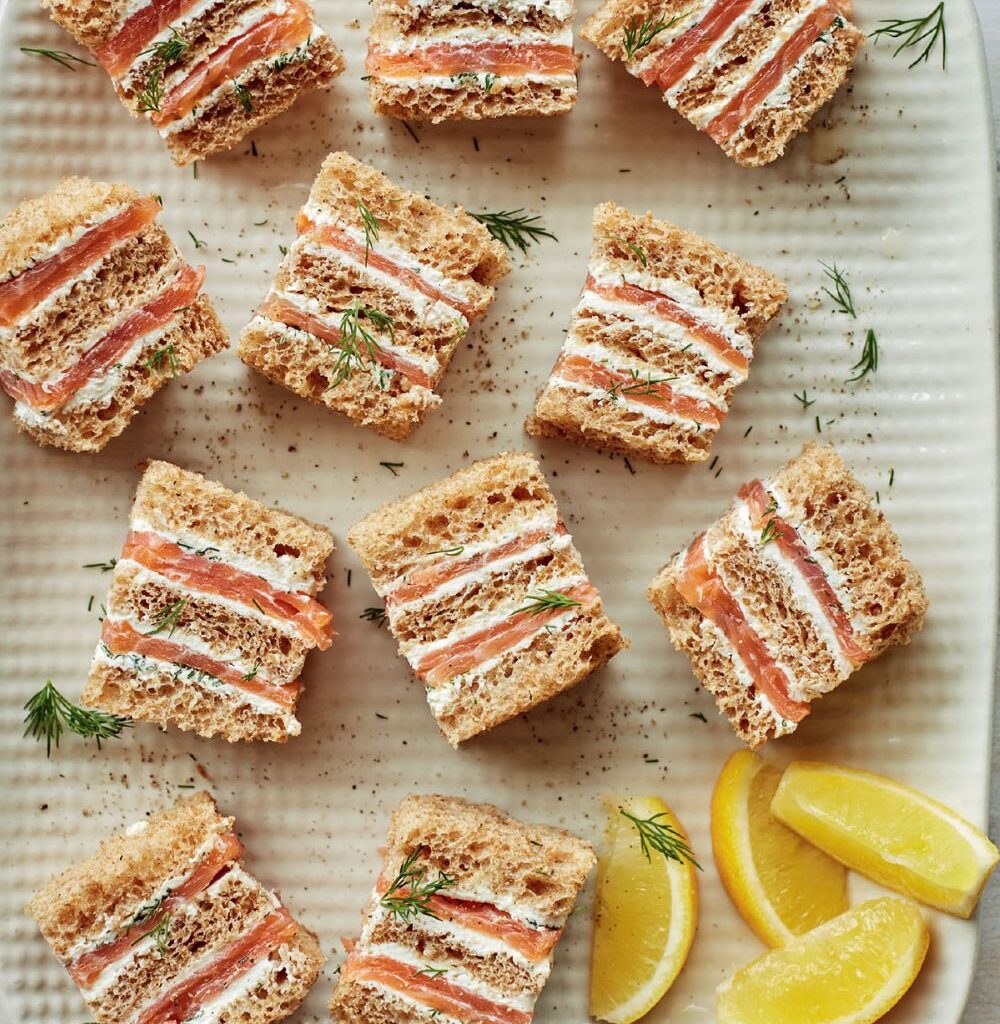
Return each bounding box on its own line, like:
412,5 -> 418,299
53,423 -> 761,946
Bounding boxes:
95,0 -> 203,79
258,294 -> 435,391
0,198 -> 160,328
415,581 -> 597,687
553,352 -> 723,429
706,3 -> 840,142
296,214 -> 477,320
345,951 -> 532,1024
68,831 -> 243,987
101,618 -> 302,711
739,479 -> 870,665
0,264 -> 203,411
135,907 -> 297,1024
120,530 -> 334,650
367,41 -> 576,79
152,0 -> 312,126
585,276 -> 749,374
638,0 -> 757,90
674,534 -> 810,723
385,525 -> 568,609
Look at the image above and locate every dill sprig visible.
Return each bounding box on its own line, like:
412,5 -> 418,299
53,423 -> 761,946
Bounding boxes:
361,606 -> 387,627
23,681 -> 131,756
328,304 -> 394,387
759,498 -> 784,546
135,28 -> 189,114
357,199 -> 380,266
135,66 -> 165,114
846,328 -> 879,382
233,80 -> 253,113
620,808 -> 701,870
146,343 -> 178,377
414,966 -> 448,979
470,209 -> 556,254
820,261 -> 857,317
622,13 -> 684,60
20,46 -> 95,70
514,589 -> 582,616
141,27 -> 189,67
380,847 -> 456,924
609,234 -> 647,267
145,598 -> 187,638
271,37 -> 312,70
793,389 -> 816,410
606,369 -> 678,402
870,3 -> 946,69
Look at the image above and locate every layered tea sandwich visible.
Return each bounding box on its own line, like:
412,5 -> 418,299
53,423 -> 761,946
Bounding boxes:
25,792 -> 325,1024
366,0 -> 580,122
648,443 -> 928,746
526,201 -> 787,464
329,794 -> 595,1024
582,0 -> 864,166
238,151 -> 510,440
82,460 -> 335,743
348,451 -> 627,745
0,177 -> 227,453
40,0 -> 345,165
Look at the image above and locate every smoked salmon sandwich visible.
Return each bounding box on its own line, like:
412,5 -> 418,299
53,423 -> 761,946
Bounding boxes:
649,443 -> 928,747
238,151 -> 510,440
366,0 -> 580,122
526,201 -> 786,464
582,0 -> 864,166
329,793 -> 595,1024
39,0 -> 344,165
81,460 -> 335,743
0,177 -> 227,453
25,791 -> 325,1024
347,451 -> 627,745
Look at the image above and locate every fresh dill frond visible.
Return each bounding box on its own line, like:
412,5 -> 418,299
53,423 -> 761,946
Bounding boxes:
819,261 -> 857,317
606,369 -> 678,402
141,26 -> 189,67
232,80 -> 252,113
356,198 -> 380,266
380,847 -> 456,924
83,558 -> 117,572
759,499 -> 784,546
514,589 -> 582,616
129,893 -> 168,931
414,966 -> 448,979
20,46 -> 95,70
470,209 -> 556,254
328,304 -> 394,387
622,13 -> 684,60
620,808 -> 701,869
146,343 -> 178,377
23,681 -> 131,756
145,598 -> 187,638
135,66 -> 165,113
870,3 -> 946,68
242,659 -> 261,681
361,606 -> 387,627
846,328 -> 879,382
270,37 -> 312,71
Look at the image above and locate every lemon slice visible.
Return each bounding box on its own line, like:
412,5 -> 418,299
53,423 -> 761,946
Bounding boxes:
716,897 -> 929,1024
589,796 -> 699,1023
771,760 -> 999,918
711,750 -> 847,946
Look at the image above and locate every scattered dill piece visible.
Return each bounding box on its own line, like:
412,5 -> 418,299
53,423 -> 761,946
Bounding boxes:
870,3 -> 946,68
83,558 -> 117,572
820,261 -> 857,317
624,457 -> 636,475
428,546 -> 465,556
380,847 -> 456,924
744,425 -> 753,437
514,589 -> 582,616
187,229 -> 206,249
23,681 -> 131,756
145,598 -> 187,638
622,13 -> 684,60
470,209 -> 556,254
815,415 -> 822,433
402,121 -> 420,143
793,389 -> 816,409
361,606 -> 387,627
414,967 -> 448,979
620,807 -> 701,869
846,328 -> 879,382
242,660 -> 261,681
689,711 -> 708,723
889,467 -> 895,487
609,235 -> 647,266
278,244 -> 288,256
375,712 -> 388,720
146,343 -> 178,377
379,460 -> 404,476
233,80 -> 253,112
20,46 -> 94,70
270,37 -> 312,70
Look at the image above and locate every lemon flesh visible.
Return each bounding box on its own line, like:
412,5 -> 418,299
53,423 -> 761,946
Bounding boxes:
712,750 -> 847,946
771,760 -> 999,917
717,896 -> 929,1024
589,796 -> 698,1024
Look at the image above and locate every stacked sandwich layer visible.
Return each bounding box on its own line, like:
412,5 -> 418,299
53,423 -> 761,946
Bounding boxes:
527,202 -> 787,464
348,451 -> 626,744
238,151 -> 510,440
582,0 -> 864,166
330,794 -> 595,1024
648,443 -> 929,747
0,177 -> 227,453
82,460 -> 335,743
367,0 -> 580,122
25,793 -> 324,1024
42,0 -> 345,165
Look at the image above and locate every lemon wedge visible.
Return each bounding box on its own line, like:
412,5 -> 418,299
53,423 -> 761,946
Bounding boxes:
771,760 -> 999,918
589,796 -> 699,1023
716,896 -> 929,1024
711,750 -> 847,946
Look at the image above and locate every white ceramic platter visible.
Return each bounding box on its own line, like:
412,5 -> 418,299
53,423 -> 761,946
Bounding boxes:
0,1 -> 995,1021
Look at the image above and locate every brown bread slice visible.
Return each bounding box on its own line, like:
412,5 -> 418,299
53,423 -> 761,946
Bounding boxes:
347,451 -> 627,745
648,443 -> 929,747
